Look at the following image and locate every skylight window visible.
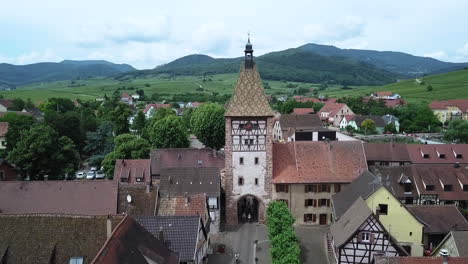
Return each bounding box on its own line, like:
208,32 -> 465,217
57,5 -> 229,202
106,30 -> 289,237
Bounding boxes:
70,257 -> 84,264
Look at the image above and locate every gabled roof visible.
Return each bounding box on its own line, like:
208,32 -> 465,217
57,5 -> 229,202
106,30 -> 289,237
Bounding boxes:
159,167 -> 221,197
352,115 -> 386,127
0,99 -> 13,108
293,108 -> 314,115
136,216 -> 202,262
385,99 -> 405,108
330,197 -> 373,247
332,171 -> 382,219
272,141 -> 367,184
374,91 -> 393,97
143,103 -> 172,114
114,159 -> 151,184
225,64 -> 274,117
407,144 -> 468,164
117,184 -> 158,216
406,205 -> 468,234
429,99 -> 468,112
382,114 -> 399,124
0,122 -> 8,137
93,215 -> 179,264
150,148 -> 224,176
278,114 -> 323,130
452,231 -> 468,256
158,193 -> 208,219
0,181 -> 118,215
319,103 -> 346,116
364,143 -> 411,162
370,166 -> 418,199
375,256 -> 468,264
0,214 -> 124,264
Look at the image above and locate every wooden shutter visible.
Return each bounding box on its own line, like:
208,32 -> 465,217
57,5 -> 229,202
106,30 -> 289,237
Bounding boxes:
305,185 -> 308,192
370,233 -> 375,244
275,185 -> 279,192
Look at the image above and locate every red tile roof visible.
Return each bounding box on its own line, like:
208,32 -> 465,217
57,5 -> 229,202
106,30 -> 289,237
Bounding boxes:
406,205 -> 468,234
319,103 -> 347,118
190,102 -> 203,107
114,159 -> 151,184
429,100 -> 468,112
0,99 -> 13,108
374,91 -> 393,97
143,103 -> 172,114
293,108 -> 314,115
407,144 -> 468,164
158,194 -> 208,222
375,256 -> 468,264
385,99 -> 406,108
273,141 -> 367,183
0,122 -> 8,137
121,93 -> 132,99
0,181 -> 118,215
364,143 -> 411,162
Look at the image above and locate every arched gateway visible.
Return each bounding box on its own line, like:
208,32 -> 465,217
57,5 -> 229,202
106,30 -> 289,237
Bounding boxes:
223,38 -> 274,225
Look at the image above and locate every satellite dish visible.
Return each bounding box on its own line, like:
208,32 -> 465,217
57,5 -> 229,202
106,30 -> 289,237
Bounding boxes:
127,195 -> 132,203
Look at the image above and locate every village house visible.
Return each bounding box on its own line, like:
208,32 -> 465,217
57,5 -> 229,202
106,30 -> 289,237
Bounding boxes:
272,114 -> 333,142
318,102 -> 354,127
136,215 -> 209,264
371,91 -> 401,100
433,231 -> 468,257
293,107 -> 314,115
120,93 -> 134,105
382,114 -> 400,132
339,115 -> 386,133
272,141 -> 368,225
429,99 -> 468,123
0,122 -> 8,149
143,103 -> 172,119
332,171 -> 426,256
370,166 -> 419,205
406,144 -> 468,165
0,99 -> 13,112
364,143 -> 412,167
406,205 -> 468,251
330,197 -> 407,264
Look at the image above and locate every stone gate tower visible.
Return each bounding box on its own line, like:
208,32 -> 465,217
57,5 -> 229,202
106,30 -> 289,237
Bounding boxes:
224,38 -> 274,224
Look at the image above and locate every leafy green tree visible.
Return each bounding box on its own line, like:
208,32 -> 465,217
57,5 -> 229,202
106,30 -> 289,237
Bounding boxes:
44,110 -> 85,151
427,85 -> 433,92
102,134 -> 151,177
132,111 -> 146,135
191,103 -> 225,150
142,107 -> 176,140
109,103 -> 133,135
384,123 -> 397,134
10,98 -> 25,111
397,104 -> 441,133
361,119 -> 376,135
84,121 -> 115,166
24,98 -> 35,109
0,113 -> 36,153
40,98 -> 75,113
346,125 -> 355,135
444,120 -> 468,143
7,124 -> 79,180
182,107 -> 195,130
149,115 -> 189,148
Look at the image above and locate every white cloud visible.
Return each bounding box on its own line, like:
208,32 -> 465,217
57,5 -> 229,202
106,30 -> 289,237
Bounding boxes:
0,49 -> 61,65
303,16 -> 366,44
423,51 -> 448,60
457,42 -> 468,59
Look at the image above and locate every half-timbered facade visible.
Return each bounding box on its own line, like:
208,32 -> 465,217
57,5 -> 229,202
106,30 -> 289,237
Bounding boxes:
331,197 -> 407,264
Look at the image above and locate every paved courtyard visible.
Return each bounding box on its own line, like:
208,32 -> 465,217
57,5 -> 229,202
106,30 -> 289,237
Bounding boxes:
295,225 -> 331,264
208,223 -> 271,264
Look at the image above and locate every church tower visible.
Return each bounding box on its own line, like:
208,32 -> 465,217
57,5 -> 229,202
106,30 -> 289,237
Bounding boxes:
224,38 -> 274,224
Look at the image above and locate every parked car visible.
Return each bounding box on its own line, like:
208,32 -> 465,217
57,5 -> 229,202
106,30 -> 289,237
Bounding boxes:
95,170 -> 105,179
90,166 -> 98,171
76,171 -> 85,179
86,171 -> 95,180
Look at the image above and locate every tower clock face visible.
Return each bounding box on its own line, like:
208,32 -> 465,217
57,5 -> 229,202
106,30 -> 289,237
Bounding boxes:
231,119 -> 267,151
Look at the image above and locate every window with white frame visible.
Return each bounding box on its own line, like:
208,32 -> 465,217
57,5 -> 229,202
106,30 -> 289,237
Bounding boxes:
208,197 -> 218,209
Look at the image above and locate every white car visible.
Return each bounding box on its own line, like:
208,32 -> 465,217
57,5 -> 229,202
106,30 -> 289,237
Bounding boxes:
90,166 -> 98,171
76,171 -> 85,179
86,171 -> 95,180
95,170 -> 105,179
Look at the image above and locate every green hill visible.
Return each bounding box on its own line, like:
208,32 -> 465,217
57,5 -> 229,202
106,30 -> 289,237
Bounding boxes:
323,69 -> 468,103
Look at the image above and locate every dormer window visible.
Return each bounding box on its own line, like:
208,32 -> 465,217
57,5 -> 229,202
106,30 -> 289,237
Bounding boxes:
197,160 -> 203,165
426,185 -> 435,191
423,154 -> 430,159
444,185 -> 453,191
456,153 -> 463,159
439,154 -> 446,159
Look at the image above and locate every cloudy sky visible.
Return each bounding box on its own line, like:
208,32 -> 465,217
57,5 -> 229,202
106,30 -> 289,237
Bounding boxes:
1,0 -> 468,69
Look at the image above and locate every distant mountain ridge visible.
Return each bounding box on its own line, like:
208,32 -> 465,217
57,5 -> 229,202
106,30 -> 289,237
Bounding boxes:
0,60 -> 136,87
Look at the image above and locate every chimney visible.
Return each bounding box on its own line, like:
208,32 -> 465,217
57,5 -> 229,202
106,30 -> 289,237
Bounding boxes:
44,175 -> 48,181
146,183 -> 151,193
106,214 -> 112,238
159,226 -> 165,242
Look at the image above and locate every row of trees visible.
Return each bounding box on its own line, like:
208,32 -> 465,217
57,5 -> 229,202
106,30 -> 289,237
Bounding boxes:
266,201 -> 301,264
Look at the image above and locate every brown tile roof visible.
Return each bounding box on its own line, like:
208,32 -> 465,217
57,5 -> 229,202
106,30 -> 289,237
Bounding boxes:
150,148 -> 224,176
411,164 -> 468,201
0,122 -> 8,137
319,102 -> 346,116
159,167 -> 221,197
92,215 -> 179,264
375,256 -> 468,264
293,108 -> 314,115
117,184 -> 158,216
158,193 -> 207,217
370,166 -> 418,199
114,159 -> 151,184
406,205 -> 468,234
143,103 -> 172,114
278,114 -> 323,131
364,143 -> 411,162
225,64 -> 274,117
0,99 -> 13,108
375,91 -> 393,97
0,214 -> 124,264
385,99 -> 405,108
429,99 -> 468,112
0,181 -> 118,215
272,141 -> 367,184
407,144 -> 468,164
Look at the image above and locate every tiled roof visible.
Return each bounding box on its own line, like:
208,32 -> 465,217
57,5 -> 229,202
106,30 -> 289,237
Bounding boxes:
159,167 -> 221,197
298,98 -> 337,104
364,143 -> 411,162
0,122 -> 8,137
0,99 -> 13,108
278,114 -> 323,130
407,144 -> 468,164
150,148 -> 224,176
0,181 -> 118,215
385,99 -> 405,108
143,103 -> 172,114
375,256 -> 468,264
272,141 -> 367,184
0,214 -> 124,264
93,215 -> 179,264
429,99 -> 468,112
136,215 -> 201,262
225,64 -> 274,117
406,205 -> 468,234
114,159 -> 151,184
158,194 -> 208,220
370,166 -> 418,199
382,114 -> 400,124
374,91 -> 393,97
330,197 -> 373,247
319,103 -> 346,116
293,108 -> 314,115
452,231 -> 468,256
117,184 -> 158,216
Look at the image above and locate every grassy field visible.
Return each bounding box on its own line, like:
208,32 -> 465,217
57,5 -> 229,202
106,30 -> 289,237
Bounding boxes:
1,69 -> 467,104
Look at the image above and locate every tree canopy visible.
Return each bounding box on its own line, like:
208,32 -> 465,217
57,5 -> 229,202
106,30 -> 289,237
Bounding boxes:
361,119 -> 377,135
0,112 -> 36,154
84,121 -> 115,166
149,115 -> 189,148
397,104 -> 441,133
191,103 -> 225,150
444,120 -> 468,143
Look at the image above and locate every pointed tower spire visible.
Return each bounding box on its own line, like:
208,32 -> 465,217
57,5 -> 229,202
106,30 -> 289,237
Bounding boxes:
244,34 -> 254,69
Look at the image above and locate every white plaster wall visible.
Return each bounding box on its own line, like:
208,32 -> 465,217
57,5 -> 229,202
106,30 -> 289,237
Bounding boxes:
336,132 -> 360,141
232,151 -> 268,197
